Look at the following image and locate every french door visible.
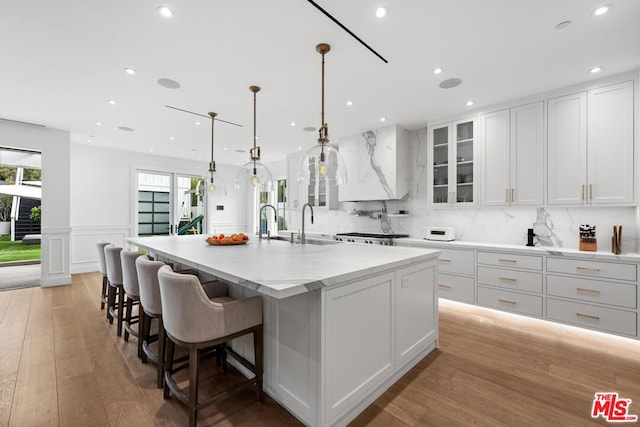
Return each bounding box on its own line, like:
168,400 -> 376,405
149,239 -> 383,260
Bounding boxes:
136,171 -> 205,236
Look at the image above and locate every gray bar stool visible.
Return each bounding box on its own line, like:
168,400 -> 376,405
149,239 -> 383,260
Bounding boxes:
104,244 -> 124,336
121,250 -> 144,350
158,265 -> 263,427
96,241 -> 110,309
135,255 -> 167,388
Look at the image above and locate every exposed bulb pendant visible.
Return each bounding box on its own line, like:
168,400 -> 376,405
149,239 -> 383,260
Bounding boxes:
298,43 -> 348,186
207,112 -> 226,195
235,86 -> 273,191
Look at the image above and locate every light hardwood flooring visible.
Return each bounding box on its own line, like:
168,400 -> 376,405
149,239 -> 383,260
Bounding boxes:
0,272 -> 639,426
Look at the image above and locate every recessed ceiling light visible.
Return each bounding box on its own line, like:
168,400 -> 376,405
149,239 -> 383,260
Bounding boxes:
123,68 -> 137,75
590,66 -> 603,73
265,155 -> 270,159
157,6 -> 173,17
290,122 -> 296,127
195,121 -> 201,126
108,99 -> 116,105
149,148 -> 154,152
375,7 -> 387,18
95,121 -> 103,126
87,139 -> 92,143
594,5 -> 610,16
169,136 -> 175,141
555,20 -> 572,30
303,126 -> 316,132
380,117 -> 386,122
466,100 -> 474,107
223,146 -> 228,151
346,100 -> 354,107
298,146 -> 302,150
118,126 -> 134,132
198,156 -> 202,160
433,67 -> 443,74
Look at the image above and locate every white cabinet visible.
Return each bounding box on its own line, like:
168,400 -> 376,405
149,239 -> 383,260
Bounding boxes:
436,248 -> 475,303
548,80 -> 634,205
338,125 -> 410,201
428,118 -> 477,206
479,102 -> 544,206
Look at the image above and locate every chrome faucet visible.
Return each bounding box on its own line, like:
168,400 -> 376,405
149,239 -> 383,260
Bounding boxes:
258,204 -> 277,240
301,203 -> 314,244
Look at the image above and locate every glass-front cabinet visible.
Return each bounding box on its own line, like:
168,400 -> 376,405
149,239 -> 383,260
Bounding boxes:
427,118 -> 477,206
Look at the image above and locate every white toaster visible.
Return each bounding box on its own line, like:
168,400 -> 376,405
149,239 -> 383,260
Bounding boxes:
425,226 -> 455,241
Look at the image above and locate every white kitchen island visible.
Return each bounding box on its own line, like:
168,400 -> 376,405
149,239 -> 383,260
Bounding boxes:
126,235 -> 440,426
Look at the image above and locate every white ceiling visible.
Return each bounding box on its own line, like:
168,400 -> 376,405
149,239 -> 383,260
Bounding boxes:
1,0 -> 639,166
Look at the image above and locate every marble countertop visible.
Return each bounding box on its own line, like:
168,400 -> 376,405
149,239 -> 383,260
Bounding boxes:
126,235 -> 439,299
395,238 -> 640,263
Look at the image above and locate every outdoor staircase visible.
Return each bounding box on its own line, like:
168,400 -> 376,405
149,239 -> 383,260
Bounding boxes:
14,198 -> 40,241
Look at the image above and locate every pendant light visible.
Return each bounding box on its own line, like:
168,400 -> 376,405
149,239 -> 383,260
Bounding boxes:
298,43 -> 348,186
236,85 -> 273,192
206,112 -> 227,195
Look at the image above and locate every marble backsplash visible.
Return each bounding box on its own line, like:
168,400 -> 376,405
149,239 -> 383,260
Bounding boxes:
285,127 -> 639,253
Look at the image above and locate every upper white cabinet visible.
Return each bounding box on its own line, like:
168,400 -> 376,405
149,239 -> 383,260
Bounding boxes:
338,125 -> 411,201
479,102 -> 544,206
548,80 -> 634,205
428,118 -> 477,206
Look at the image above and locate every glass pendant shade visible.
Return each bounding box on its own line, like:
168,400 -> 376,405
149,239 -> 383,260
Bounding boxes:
207,168 -> 227,196
298,143 -> 347,185
235,160 -> 273,192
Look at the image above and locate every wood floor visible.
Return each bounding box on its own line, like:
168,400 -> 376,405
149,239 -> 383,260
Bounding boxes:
1,273 -> 639,426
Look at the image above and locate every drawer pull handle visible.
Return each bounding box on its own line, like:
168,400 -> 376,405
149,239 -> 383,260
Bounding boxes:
576,312 -> 600,321
438,284 -> 452,289
498,259 -> 517,263
439,259 -> 451,263
576,266 -> 601,272
498,299 -> 517,304
498,276 -> 517,282
576,287 -> 601,294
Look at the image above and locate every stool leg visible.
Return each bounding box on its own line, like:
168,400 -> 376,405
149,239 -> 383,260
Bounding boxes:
116,286 -> 124,337
107,285 -> 115,323
254,325 -> 264,402
101,275 -> 107,309
137,309 -> 145,359
188,346 -> 199,427
164,339 -> 175,400
157,316 -> 165,389
124,295 -> 132,341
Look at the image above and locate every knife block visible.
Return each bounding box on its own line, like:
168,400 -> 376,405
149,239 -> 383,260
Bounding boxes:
579,239 -> 597,251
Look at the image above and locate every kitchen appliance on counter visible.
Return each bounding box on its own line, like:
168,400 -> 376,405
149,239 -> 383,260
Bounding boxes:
425,226 -> 455,241
334,232 -> 409,246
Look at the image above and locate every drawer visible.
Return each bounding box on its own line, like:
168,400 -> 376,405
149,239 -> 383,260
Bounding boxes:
438,273 -> 474,304
477,266 -> 542,293
477,286 -> 542,317
547,258 -> 636,282
477,251 -> 542,271
437,249 -> 474,276
547,275 -> 637,309
547,298 -> 637,337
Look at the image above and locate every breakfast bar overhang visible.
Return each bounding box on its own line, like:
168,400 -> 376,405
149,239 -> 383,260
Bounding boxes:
127,235 -> 440,426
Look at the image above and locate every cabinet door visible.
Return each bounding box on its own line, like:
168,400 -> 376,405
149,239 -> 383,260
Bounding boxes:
587,80 -> 634,205
479,109 -> 510,206
453,119 -> 476,205
547,92 -> 587,205
428,123 -> 452,205
511,101 -> 544,205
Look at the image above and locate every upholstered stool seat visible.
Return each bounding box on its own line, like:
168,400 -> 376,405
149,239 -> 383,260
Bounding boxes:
96,241 -> 110,309
104,244 -> 125,336
121,250 -> 144,351
158,266 -> 263,427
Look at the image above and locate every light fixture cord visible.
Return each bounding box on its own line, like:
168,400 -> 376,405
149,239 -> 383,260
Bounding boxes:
209,112 -> 217,172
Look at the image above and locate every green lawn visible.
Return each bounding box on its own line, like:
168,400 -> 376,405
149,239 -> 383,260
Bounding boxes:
0,235 -> 41,262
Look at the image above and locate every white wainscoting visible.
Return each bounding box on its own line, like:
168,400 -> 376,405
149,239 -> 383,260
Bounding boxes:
41,227 -> 71,287
70,225 -> 131,274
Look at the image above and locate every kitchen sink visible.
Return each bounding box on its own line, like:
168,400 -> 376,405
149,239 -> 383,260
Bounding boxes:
264,236 -> 340,245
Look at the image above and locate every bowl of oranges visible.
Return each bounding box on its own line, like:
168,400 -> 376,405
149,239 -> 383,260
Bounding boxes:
206,233 -> 249,246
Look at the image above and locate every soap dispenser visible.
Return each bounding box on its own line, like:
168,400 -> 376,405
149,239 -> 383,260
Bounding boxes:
526,228 -> 536,247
